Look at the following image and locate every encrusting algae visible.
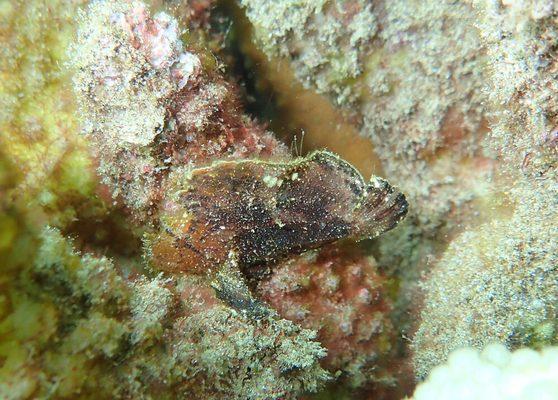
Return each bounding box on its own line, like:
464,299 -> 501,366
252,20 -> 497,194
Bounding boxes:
235,0 -> 557,394
1,0 -> 557,399
412,0 -> 558,380
71,0 -> 285,217
1,0 -> 410,399
236,1 -> 495,368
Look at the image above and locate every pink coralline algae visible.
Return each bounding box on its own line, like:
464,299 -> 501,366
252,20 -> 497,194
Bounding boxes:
257,244 -> 401,389
68,0 -> 408,397
72,0 -> 286,218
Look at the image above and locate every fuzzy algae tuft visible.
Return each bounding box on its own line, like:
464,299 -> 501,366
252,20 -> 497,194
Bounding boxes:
1,226 -> 332,399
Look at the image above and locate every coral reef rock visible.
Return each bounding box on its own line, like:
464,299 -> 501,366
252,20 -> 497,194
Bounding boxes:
412,177 -> 558,378
72,0 -> 285,216
8,0 -> 558,398
257,244 -> 400,389
412,0 -> 558,379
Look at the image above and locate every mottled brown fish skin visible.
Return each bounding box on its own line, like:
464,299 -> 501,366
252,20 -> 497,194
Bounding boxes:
151,150 -> 408,274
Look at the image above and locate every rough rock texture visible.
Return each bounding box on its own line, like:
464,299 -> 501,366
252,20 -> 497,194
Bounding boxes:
170,306 -> 330,400
1,1 -> 341,399
71,0 -> 285,217
412,0 -> 558,378
241,0 -> 375,104
238,0 -> 558,387
67,1 -> 406,398
237,2 -> 494,371
412,177 -> 558,378
0,0 -> 99,228
240,0 -> 491,233
257,244 -> 399,390
4,0 -> 557,398
0,226 -> 330,400
476,0 -> 558,178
